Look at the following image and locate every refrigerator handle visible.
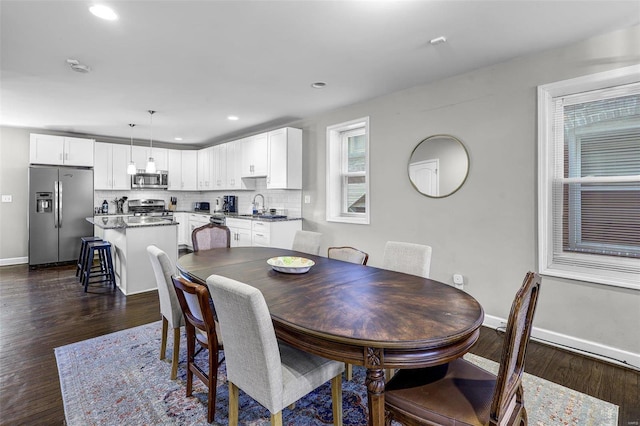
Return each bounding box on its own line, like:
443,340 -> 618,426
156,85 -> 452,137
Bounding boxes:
58,180 -> 63,228
54,181 -> 59,228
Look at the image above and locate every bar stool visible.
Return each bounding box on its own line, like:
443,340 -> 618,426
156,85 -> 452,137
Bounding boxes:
82,241 -> 116,292
76,236 -> 102,281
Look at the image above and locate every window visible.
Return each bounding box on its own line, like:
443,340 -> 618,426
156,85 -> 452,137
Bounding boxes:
327,117 -> 370,224
538,65 -> 640,289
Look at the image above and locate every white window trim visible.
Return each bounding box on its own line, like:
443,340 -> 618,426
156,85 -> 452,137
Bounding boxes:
537,64 -> 640,290
326,117 -> 370,224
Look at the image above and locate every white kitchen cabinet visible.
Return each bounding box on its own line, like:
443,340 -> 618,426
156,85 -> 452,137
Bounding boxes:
167,149 -> 182,190
188,213 -> 210,249
267,127 -> 302,189
30,133 -> 94,167
251,219 -> 302,249
226,218 -> 253,247
94,142 -> 131,190
168,149 -> 198,191
197,147 -> 213,190
181,151 -> 198,190
241,133 -> 268,177
132,145 -> 168,171
174,213 -> 190,247
212,144 -> 227,190
226,140 -> 255,190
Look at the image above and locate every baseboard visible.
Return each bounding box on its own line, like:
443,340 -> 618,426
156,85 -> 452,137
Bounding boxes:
0,257 -> 28,266
483,314 -> 640,371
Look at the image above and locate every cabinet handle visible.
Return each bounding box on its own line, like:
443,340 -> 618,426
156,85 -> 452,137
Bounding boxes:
255,233 -> 264,237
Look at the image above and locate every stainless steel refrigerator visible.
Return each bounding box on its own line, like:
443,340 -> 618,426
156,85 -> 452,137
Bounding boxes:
29,166 -> 94,266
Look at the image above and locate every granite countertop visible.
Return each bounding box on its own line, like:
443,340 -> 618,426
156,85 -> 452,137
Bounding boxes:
223,213 -> 302,222
87,216 -> 178,229
175,211 -> 301,222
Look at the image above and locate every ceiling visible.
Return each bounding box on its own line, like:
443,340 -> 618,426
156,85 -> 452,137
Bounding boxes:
1,1 -> 638,147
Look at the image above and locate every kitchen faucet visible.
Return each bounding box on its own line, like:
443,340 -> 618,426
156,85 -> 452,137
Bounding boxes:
252,193 -> 265,214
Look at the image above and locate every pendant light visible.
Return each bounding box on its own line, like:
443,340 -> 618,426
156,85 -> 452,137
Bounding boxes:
145,110 -> 157,173
127,123 -> 137,175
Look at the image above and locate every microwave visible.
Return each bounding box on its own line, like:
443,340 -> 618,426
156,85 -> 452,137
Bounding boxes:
131,170 -> 168,189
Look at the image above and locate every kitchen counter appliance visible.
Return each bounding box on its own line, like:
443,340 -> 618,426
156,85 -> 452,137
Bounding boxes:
29,165 -> 94,266
194,201 -> 210,212
223,195 -> 237,213
128,199 -> 173,218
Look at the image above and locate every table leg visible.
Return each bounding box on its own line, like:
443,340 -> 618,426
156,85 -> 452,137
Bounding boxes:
365,367 -> 385,426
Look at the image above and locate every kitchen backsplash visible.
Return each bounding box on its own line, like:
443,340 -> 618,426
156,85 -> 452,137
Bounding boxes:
95,179 -> 302,217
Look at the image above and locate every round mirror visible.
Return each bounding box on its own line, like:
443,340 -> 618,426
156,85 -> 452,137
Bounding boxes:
408,134 -> 469,198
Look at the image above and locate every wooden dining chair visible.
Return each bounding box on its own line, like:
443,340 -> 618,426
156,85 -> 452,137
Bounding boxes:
171,275 -> 224,423
146,245 -> 184,380
206,274 -> 344,426
382,241 -> 432,278
327,245 -> 368,380
192,223 -> 231,252
384,272 -> 542,426
292,230 -> 322,255
327,246 -> 369,266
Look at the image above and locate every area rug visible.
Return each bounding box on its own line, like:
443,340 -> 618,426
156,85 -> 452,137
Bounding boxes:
55,321 -> 618,425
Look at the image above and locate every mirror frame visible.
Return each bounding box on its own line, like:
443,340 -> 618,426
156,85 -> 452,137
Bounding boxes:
407,134 -> 470,198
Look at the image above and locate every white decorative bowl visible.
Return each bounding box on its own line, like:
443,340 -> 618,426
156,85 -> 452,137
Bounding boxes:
267,256 -> 315,274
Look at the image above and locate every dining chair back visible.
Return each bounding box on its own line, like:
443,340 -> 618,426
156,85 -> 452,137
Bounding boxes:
171,275 -> 224,423
292,230 -> 322,255
206,274 -> 344,426
382,241 -> 432,278
327,246 -> 369,265
192,224 -> 231,252
384,272 -> 542,426
146,245 -> 184,380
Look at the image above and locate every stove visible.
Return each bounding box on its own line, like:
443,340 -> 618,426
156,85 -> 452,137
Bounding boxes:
128,199 -> 174,218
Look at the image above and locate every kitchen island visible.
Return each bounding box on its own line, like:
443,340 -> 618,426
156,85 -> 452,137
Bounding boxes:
87,216 -> 178,295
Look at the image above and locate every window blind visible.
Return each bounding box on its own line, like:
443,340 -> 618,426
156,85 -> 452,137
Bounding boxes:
550,84 -> 640,275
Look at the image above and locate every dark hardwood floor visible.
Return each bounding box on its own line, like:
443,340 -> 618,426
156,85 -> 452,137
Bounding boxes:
0,262 -> 638,425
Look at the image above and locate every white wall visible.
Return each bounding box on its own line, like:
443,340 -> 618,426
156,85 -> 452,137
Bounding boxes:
291,25 -> 640,361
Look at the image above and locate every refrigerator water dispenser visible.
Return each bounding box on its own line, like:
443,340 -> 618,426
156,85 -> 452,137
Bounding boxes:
36,192 -> 53,213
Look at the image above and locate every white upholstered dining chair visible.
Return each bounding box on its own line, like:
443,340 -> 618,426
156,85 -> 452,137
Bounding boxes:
291,230 -> 322,255
382,241 -> 432,278
206,274 -> 344,426
147,245 -> 184,380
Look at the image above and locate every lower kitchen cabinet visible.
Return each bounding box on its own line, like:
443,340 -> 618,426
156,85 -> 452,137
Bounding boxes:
226,218 -> 252,247
251,219 -> 301,249
188,213 -> 211,249
174,213 -> 190,247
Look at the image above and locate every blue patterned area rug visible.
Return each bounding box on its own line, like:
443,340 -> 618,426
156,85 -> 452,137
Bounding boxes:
55,321 -> 618,426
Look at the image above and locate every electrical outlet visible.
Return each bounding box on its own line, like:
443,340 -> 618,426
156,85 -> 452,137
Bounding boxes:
453,274 -> 464,289
304,195 -> 311,204
1,195 -> 12,203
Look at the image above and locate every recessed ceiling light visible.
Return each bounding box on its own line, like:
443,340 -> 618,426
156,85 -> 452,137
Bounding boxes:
227,115 -> 239,121
311,82 -> 327,89
89,5 -> 118,21
429,36 -> 447,45
174,137 -> 183,141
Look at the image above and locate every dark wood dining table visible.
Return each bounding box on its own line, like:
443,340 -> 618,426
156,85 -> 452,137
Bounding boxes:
177,247 -> 484,426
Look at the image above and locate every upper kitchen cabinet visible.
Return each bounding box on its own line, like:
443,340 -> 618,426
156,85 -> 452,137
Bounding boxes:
241,133 -> 268,177
226,140 -> 255,190
267,127 -> 302,189
131,145 -> 168,171
30,134 -> 94,167
94,142 -> 131,190
197,146 -> 213,190
168,149 -> 198,190
212,143 -> 227,190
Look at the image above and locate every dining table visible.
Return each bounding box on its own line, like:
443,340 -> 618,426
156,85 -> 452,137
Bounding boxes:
177,246 -> 484,426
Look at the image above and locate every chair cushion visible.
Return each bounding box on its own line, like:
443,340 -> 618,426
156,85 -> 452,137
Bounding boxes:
279,342 -> 344,408
385,358 -> 496,426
